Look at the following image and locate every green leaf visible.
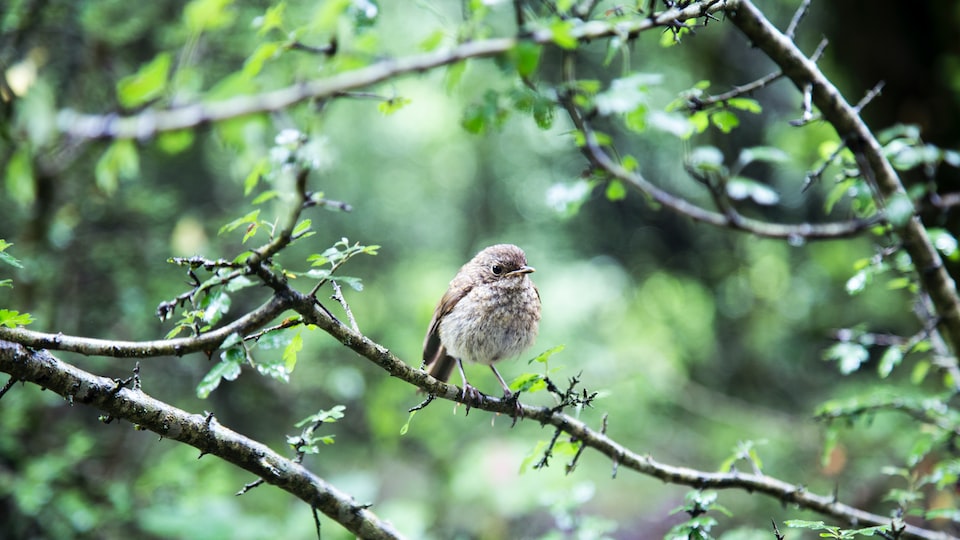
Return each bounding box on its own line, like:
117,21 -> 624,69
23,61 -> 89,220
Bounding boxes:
242,42 -> 282,79
0,240 -> 23,268
399,410 -> 417,435
689,111 -> 710,134
196,352 -> 243,398
117,53 -> 171,108
845,269 -> 868,295
595,73 -> 662,116
200,290 -> 231,326
688,146 -> 725,173
0,309 -> 34,328
737,146 -> 788,167
605,180 -> 627,201
726,177 -> 780,205
710,109 -> 740,133
377,97 -> 411,115
255,1 -> 285,35
157,129 -> 195,154
546,180 -> 594,217
928,228 -> 959,260
5,148 -> 36,205
549,19 -> 578,50
283,330 -> 303,373
292,218 -> 312,237
244,159 -> 269,196
726,97 -> 762,113
877,346 -> 903,378
444,60 -> 467,92
823,342 -> 869,375
531,344 -> 565,364
295,405 -> 346,427
419,29 -> 445,52
218,209 -> 260,236
649,110 -> 694,138
519,440 -> 549,473
509,373 -> 547,393
512,41 -> 541,77
94,140 -> 140,195
184,0 -> 236,33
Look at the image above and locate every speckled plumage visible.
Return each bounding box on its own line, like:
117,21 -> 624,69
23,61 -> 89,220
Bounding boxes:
422,244 -> 541,395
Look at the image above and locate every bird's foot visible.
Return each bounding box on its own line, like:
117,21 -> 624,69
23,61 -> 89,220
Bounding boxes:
502,390 -> 523,426
459,383 -> 483,415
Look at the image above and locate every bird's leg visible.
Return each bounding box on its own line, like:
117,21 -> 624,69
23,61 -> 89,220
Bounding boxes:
456,358 -> 482,413
490,365 -> 523,422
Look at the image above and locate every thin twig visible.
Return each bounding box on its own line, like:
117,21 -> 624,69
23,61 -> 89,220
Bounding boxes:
330,281 -> 360,333
854,81 -> 886,113
784,0 -> 812,40
0,375 -> 17,400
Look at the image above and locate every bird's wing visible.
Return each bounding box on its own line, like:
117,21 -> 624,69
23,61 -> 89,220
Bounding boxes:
422,281 -> 470,367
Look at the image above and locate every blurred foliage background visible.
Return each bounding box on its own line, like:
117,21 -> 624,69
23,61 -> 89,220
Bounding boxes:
2,0 -> 959,538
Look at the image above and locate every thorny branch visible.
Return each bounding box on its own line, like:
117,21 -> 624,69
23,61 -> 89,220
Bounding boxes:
3,1 -> 960,539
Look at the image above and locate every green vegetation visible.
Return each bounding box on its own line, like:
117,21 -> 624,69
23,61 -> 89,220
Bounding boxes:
2,1 -> 960,538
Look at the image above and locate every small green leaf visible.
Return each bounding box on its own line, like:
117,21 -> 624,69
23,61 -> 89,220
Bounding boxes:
710,109 -> 740,133
726,177 -> 780,205
546,180 -> 594,217
293,218 -> 312,237
737,146 -> 788,167
295,405 -> 346,427
689,111 -> 710,134
218,209 -> 260,236
196,353 -> 243,398
512,41 -> 542,77
726,97 -> 762,113
509,373 -> 547,393
649,110 -> 694,138
242,42 -> 282,79
0,309 -> 34,328
399,409 -> 417,435
823,342 -> 869,375
884,192 -> 915,228
595,73 -> 662,116
5,148 -> 36,205
377,97 -> 411,115
928,228 -> 959,260
283,330 -> 303,372
157,129 -> 195,154
117,53 -> 172,108
519,440 -> 549,474
200,290 -> 231,326
531,344 -> 565,364
549,19 -> 578,50
605,180 -> 627,201
184,0 -> 236,32
877,346 -> 903,378
0,240 -> 23,268
419,29 -> 445,52
444,60 -> 467,92
688,146 -> 725,172
251,190 -> 279,205
255,1 -> 285,35
95,140 -> 140,195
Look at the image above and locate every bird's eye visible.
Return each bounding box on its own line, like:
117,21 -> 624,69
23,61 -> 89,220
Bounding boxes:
491,264 -> 503,275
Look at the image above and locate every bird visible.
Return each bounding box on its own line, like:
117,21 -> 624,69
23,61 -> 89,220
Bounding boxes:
421,244 -> 541,408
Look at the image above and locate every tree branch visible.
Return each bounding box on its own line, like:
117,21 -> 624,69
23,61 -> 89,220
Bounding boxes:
0,295 -> 288,358
0,340 -> 403,540
56,0 -> 731,140
725,0 -> 960,359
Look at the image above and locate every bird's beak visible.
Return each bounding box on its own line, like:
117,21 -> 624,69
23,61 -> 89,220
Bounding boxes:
507,265 -> 535,276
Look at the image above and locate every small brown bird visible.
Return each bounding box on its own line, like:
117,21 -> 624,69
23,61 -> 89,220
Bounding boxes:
422,244 -> 541,405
